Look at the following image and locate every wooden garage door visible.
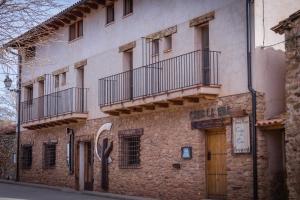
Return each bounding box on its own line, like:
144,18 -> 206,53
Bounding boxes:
206,129 -> 227,198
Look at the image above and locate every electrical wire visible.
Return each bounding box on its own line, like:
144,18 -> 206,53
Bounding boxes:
262,34 -> 300,49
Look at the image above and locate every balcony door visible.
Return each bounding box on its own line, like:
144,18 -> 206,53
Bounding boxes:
201,25 -> 210,85
123,49 -> 133,100
38,80 -> 45,119
77,67 -> 85,112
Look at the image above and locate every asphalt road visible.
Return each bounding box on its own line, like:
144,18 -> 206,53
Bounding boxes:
0,182 -> 115,200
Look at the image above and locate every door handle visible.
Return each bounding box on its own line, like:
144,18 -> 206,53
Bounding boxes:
207,151 -> 211,161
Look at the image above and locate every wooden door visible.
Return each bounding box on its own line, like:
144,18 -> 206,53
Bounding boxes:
206,129 -> 227,199
84,142 -> 94,191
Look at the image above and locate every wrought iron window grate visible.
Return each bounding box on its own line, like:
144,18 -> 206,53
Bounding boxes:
44,143 -> 56,169
118,128 -> 143,169
21,145 -> 32,169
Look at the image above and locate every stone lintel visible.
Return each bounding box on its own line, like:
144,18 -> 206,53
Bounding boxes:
119,41 -> 136,52
146,25 -> 177,40
52,66 -> 69,75
36,75 -> 45,82
74,59 -> 87,69
22,80 -> 33,87
189,11 -> 215,27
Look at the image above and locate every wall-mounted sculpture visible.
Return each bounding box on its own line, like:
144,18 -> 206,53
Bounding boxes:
95,123 -> 113,191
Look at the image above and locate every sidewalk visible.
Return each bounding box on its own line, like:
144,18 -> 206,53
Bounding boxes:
0,179 -> 157,200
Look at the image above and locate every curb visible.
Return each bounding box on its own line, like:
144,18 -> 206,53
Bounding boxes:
0,179 -> 157,200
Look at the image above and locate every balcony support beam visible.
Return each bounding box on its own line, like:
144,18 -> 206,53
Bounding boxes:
168,99 -> 184,105
142,104 -> 155,110
183,96 -> 199,103
116,109 -> 131,115
154,102 -> 169,108
130,107 -> 143,112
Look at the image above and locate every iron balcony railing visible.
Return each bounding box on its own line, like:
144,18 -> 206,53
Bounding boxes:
21,87 -> 88,124
99,49 -> 220,107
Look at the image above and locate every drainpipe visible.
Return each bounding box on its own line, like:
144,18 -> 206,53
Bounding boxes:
246,0 -> 258,199
16,54 -> 22,182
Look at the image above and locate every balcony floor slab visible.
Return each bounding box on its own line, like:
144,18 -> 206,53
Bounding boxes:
22,113 -> 88,130
101,85 -> 221,115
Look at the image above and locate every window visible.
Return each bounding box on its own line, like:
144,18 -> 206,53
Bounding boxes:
54,75 -> 59,88
61,72 -> 66,86
69,23 -> 76,41
118,128 -> 143,169
25,46 -> 36,60
21,145 -> 32,169
152,39 -> 159,56
69,20 -> 83,41
123,0 -> 133,16
43,143 -> 56,169
164,35 -> 172,52
106,4 -> 114,24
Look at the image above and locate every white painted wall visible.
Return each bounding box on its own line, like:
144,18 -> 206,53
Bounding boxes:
253,0 -> 300,118
20,0 -> 299,120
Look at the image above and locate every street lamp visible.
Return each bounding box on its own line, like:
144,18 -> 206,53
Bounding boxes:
4,75 -> 13,90
3,73 -> 21,182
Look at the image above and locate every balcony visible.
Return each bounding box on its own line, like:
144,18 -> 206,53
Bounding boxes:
21,87 -> 88,130
98,50 -> 221,115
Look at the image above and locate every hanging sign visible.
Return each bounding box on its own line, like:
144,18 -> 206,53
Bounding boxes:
232,116 -> 250,153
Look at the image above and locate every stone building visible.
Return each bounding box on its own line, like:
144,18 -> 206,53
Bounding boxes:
0,123 -> 16,180
5,0 -> 300,199
272,10 -> 300,200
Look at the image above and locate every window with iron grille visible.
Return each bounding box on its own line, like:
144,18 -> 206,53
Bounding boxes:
21,145 -> 32,169
106,4 -> 114,24
118,128 -> 143,169
123,0 -> 133,16
43,143 -> 56,169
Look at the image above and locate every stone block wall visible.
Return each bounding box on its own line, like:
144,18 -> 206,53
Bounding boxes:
284,15 -> 300,200
0,134 -> 16,180
20,92 -> 269,200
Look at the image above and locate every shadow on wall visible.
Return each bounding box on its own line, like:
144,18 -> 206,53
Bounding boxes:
254,46 -> 286,118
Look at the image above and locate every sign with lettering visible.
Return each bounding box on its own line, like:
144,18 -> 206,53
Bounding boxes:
190,106 -> 231,121
232,116 -> 250,153
191,118 -> 226,130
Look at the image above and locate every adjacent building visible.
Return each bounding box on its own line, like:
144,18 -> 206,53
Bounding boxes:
0,123 -> 16,180
6,0 -> 300,199
272,10 -> 300,200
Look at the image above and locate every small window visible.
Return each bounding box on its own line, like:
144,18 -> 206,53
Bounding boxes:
21,145 -> 32,169
61,72 -> 66,86
54,75 -> 59,88
106,4 -> 115,24
69,23 -> 76,41
164,35 -> 172,52
123,0 -> 133,16
152,39 -> 159,56
69,20 -> 83,41
44,143 -> 56,169
118,129 -> 143,169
